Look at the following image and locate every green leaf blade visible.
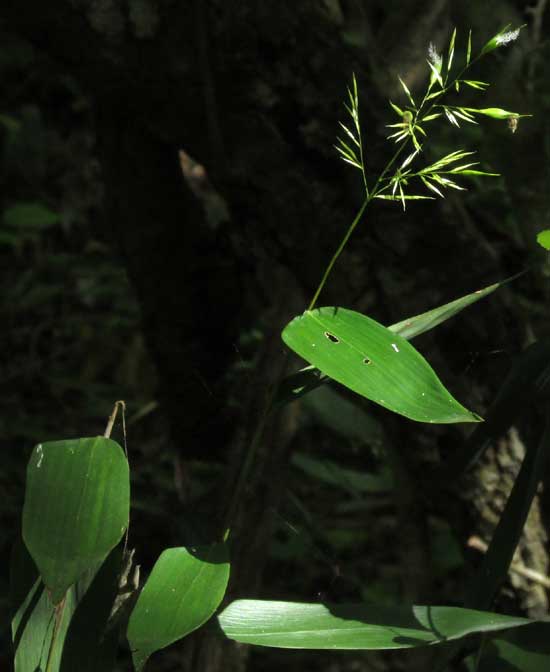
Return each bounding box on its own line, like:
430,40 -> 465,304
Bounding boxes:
282,307 -> 481,424
22,437 -> 129,604
218,600 -> 530,650
127,544 -> 230,672
388,279 -> 507,340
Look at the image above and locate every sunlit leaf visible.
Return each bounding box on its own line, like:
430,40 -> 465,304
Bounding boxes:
127,544 -> 230,672
398,76 -> 416,108
462,80 -> 490,90
389,100 -> 404,116
375,194 -> 435,202
218,600 -> 530,649
22,437 -> 129,604
421,113 -> 442,122
389,277 -> 512,340
455,169 -> 500,177
427,60 -> 444,87
278,277 -> 517,408
282,307 -> 481,423
420,150 -> 475,173
447,28 -> 457,74
421,176 -> 444,198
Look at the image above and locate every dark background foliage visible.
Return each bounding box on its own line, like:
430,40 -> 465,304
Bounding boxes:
1,1 -> 550,670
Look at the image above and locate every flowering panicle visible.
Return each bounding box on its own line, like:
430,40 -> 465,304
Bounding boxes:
495,28 -> 521,46
428,43 -> 442,69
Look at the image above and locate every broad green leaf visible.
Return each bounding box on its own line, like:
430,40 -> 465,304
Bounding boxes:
218,600 -> 530,649
278,277 -> 514,408
11,539 -> 121,672
389,277 -> 510,340
22,437 -> 129,604
536,229 -> 550,250
282,307 -> 481,424
127,544 -> 230,672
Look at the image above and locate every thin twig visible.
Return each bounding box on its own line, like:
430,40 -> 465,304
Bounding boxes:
44,596 -> 66,672
467,535 -> 550,589
104,400 -> 126,447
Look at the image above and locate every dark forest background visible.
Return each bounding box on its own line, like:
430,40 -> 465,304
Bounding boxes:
1,1 -> 550,670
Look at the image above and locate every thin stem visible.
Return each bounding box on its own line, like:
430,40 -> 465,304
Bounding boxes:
45,596 -> 66,672
104,400 -> 126,447
307,196 -> 368,311
310,40 -> 486,315
371,140 -> 411,197
308,135 -> 412,312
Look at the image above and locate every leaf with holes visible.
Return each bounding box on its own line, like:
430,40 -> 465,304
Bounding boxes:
282,307 -> 481,424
